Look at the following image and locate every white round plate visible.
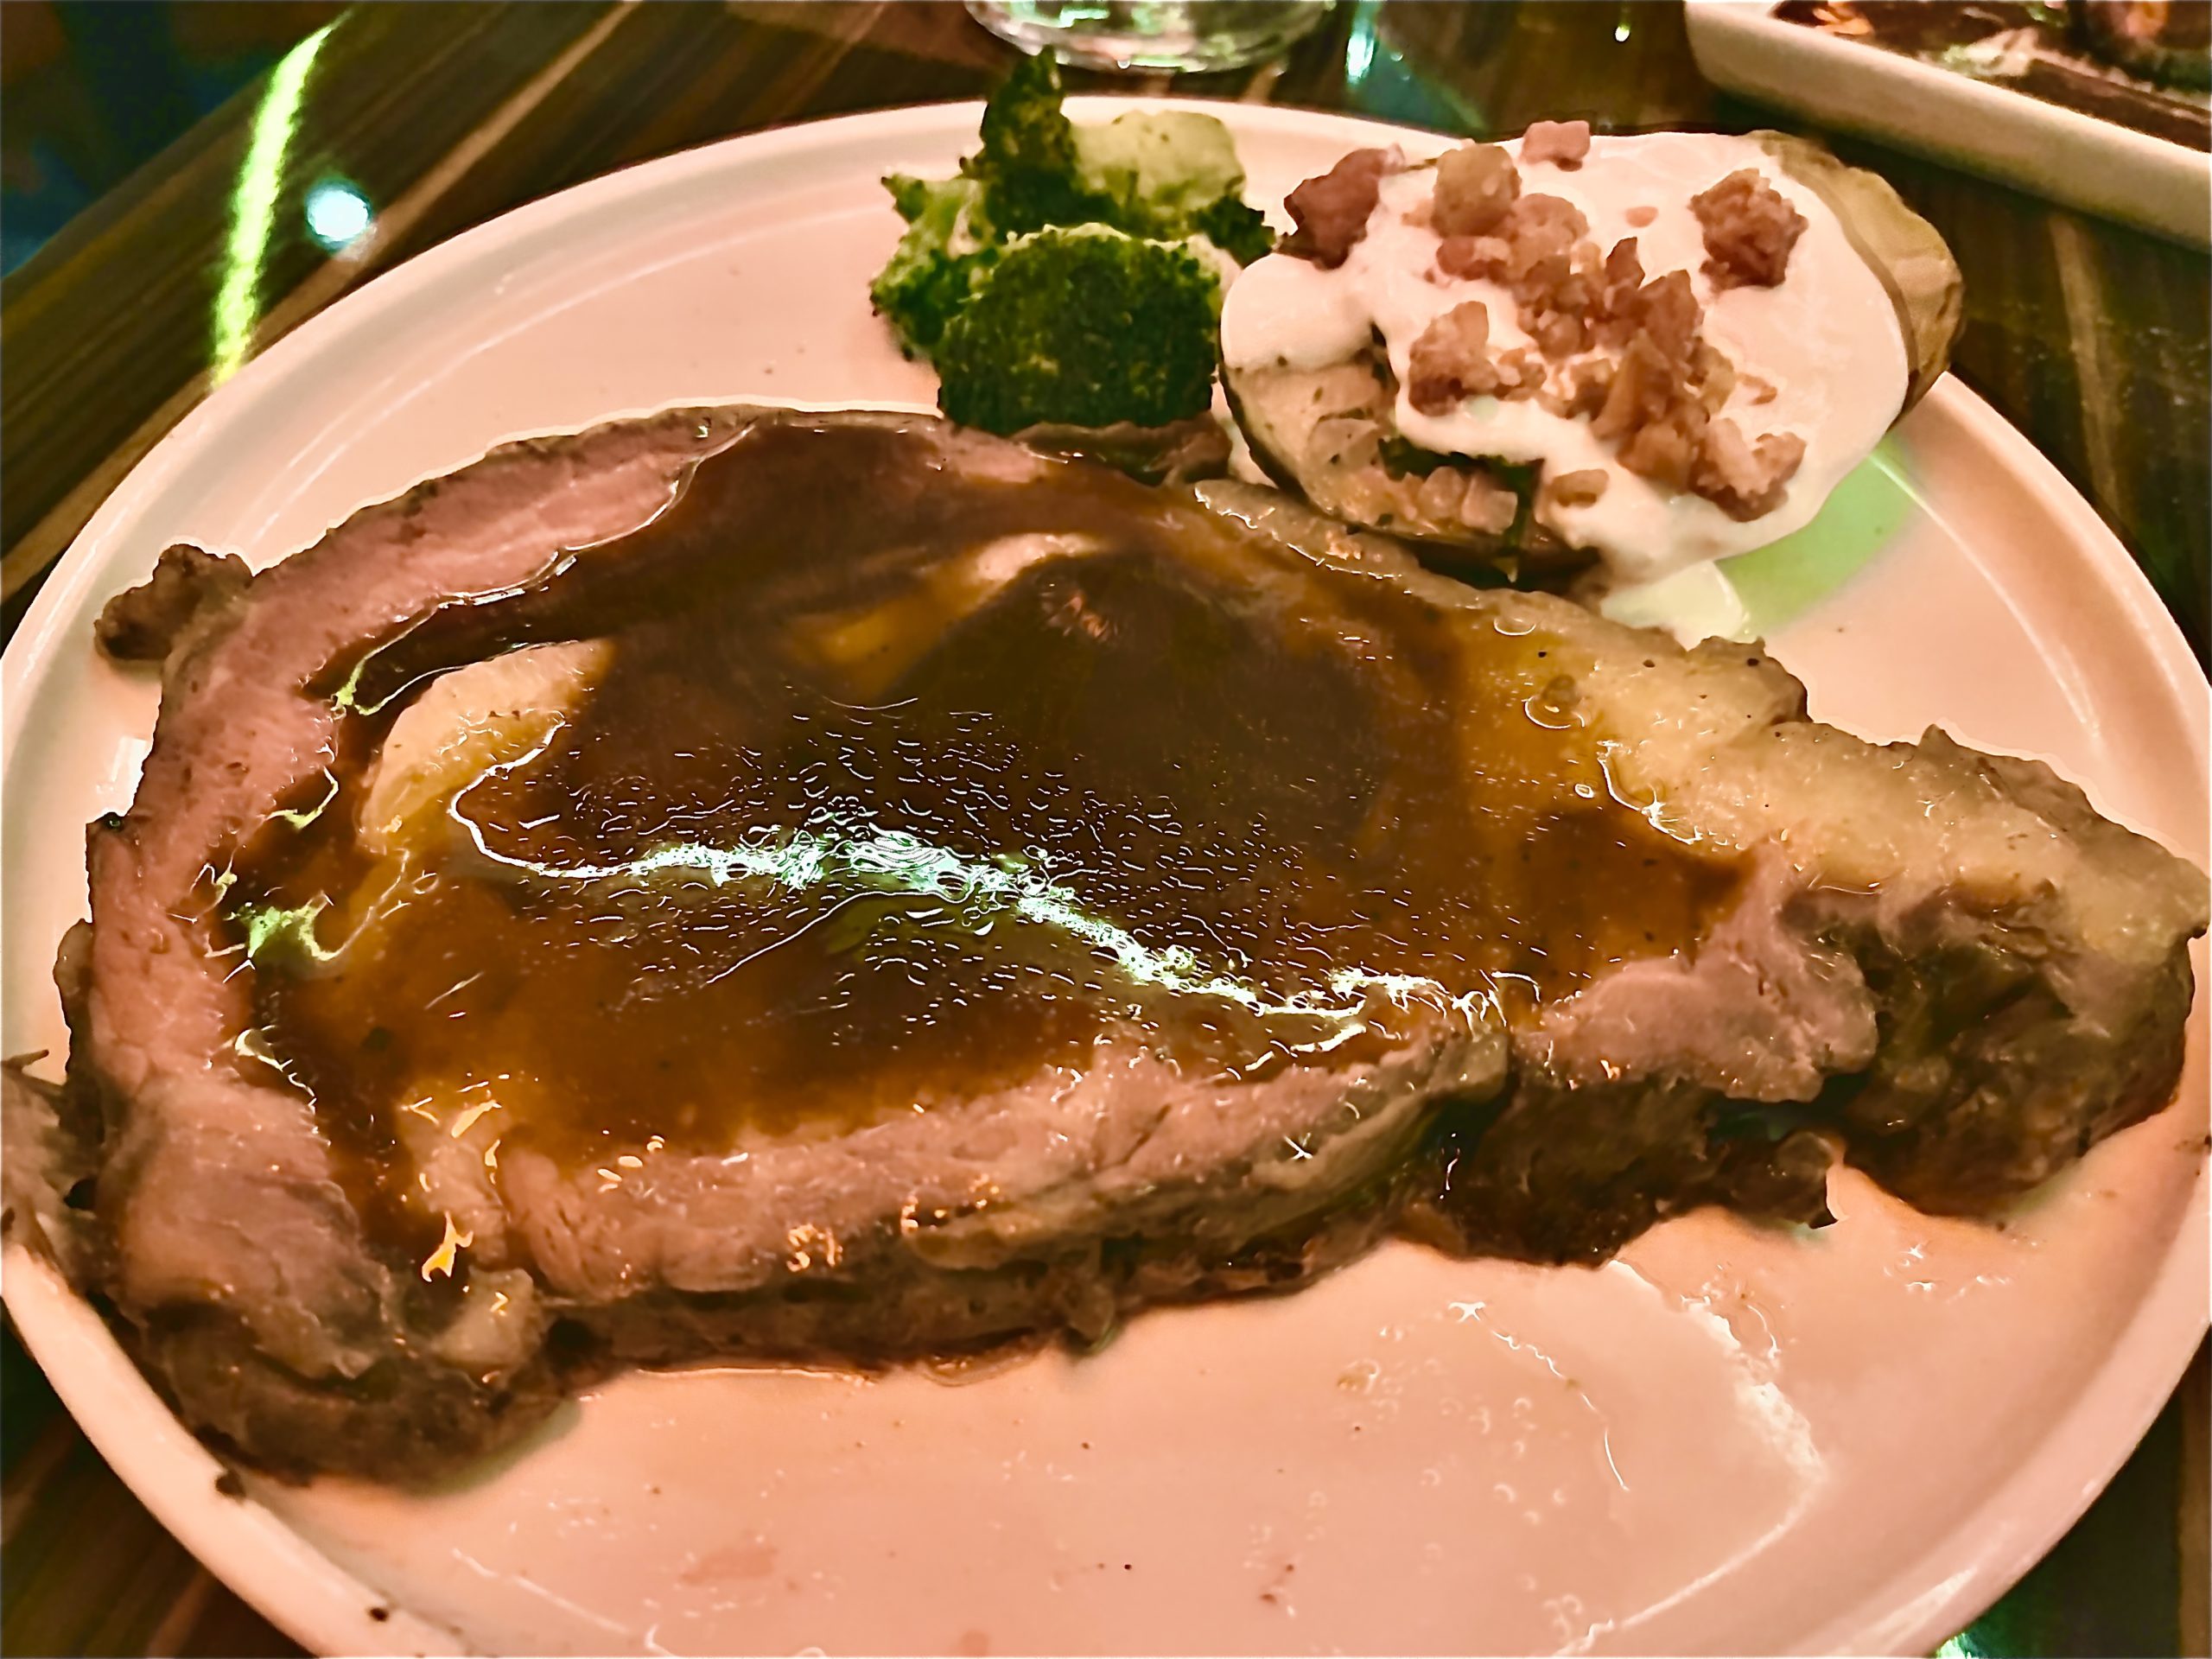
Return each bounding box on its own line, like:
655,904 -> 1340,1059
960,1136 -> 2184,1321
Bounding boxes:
3,100 -> 2206,1659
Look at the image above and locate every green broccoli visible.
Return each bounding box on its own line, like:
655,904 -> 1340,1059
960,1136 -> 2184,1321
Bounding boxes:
1071,112 -> 1232,226
869,53 -> 1274,371
1069,110 -> 1276,264
963,51 -> 1102,235
871,174 -> 999,357
1187,194 -> 1276,268
934,226 -> 1224,435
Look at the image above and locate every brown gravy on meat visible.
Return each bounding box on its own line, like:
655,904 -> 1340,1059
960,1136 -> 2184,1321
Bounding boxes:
226,420 -> 1738,1223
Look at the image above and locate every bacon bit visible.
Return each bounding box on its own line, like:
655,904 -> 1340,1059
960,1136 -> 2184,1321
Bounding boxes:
1595,336 -> 1705,491
1521,119 -> 1592,168
1588,238 -> 1647,348
1690,168 -> 1807,289
1624,204 -> 1657,227
1496,346 -> 1548,400
1694,418 -> 1806,518
1408,301 -> 1502,412
1409,151 -> 1802,521
1604,238 -> 1645,289
1620,407 -> 1704,493
1542,359 -> 1613,420
1741,372 -> 1778,405
1436,233 -> 1510,280
1547,468 -> 1610,507
1590,335 -> 1662,443
1490,194 -> 1593,365
1283,148 -> 1400,268
1433,143 -> 1522,237
1503,194 -> 1589,273
1534,309 -> 1586,358
1591,269 -> 1805,511
1586,274 -> 1716,493
1636,270 -> 1700,360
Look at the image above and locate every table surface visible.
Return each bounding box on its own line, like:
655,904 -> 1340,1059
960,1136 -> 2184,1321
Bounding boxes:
1,3 -> 2204,1655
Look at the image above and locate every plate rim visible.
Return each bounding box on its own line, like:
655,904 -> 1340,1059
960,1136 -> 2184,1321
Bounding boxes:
3,95 -> 2206,1658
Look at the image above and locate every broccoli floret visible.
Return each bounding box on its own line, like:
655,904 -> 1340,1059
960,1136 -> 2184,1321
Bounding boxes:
1073,111 -> 1277,263
963,52 -> 1102,234
934,226 -> 1223,435
1074,111 -> 1239,222
871,51 -> 1274,409
1188,194 -> 1275,267
870,175 -> 1000,357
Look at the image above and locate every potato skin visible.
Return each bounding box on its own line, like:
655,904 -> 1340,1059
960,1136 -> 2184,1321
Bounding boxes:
1223,133 -> 1964,581
1749,131 -> 1963,413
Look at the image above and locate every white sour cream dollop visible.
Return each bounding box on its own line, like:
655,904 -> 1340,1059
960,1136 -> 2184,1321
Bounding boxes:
1220,131 -> 1908,585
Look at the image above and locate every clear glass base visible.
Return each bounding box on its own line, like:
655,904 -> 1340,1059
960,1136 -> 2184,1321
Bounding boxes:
964,1 -> 1335,73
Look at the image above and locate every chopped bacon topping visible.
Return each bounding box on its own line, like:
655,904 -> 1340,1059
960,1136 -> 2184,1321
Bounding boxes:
1694,418 -> 1807,519
1502,194 -> 1589,277
1541,359 -> 1614,422
1436,233 -> 1510,279
1575,258 -> 1799,506
1408,301 -> 1503,412
1533,309 -> 1585,359
1690,168 -> 1807,289
1520,119 -> 1592,168
1634,269 -> 1700,360
1432,143 -> 1521,237
1594,337 -> 1695,490
1282,148 -> 1400,268
1591,237 -> 1646,337
1408,301 -> 1551,416
1401,143 -> 1808,519
1496,346 -> 1548,398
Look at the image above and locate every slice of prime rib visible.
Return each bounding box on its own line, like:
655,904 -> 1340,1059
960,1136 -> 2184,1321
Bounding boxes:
10,408 -> 2202,1480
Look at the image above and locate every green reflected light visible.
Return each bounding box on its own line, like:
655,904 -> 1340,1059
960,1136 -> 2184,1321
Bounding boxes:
1717,435 -> 1919,636
1598,438 -> 1920,643
212,22 -> 334,385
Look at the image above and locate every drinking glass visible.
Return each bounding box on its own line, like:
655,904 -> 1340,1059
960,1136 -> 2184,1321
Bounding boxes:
964,2 -> 1336,73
